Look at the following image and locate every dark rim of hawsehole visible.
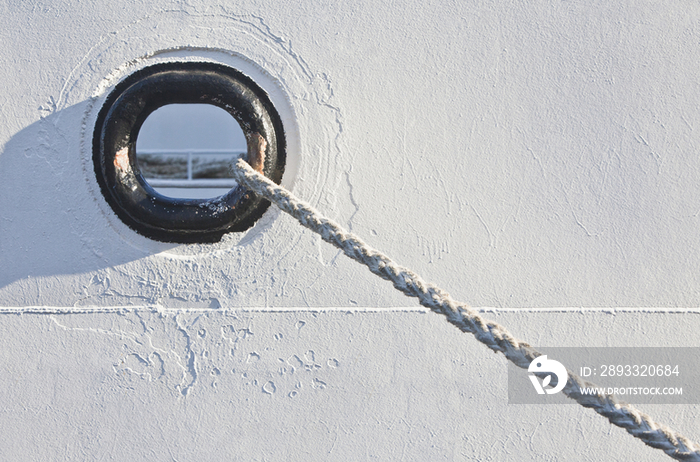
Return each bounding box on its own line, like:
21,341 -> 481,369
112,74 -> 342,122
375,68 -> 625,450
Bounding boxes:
92,61 -> 286,243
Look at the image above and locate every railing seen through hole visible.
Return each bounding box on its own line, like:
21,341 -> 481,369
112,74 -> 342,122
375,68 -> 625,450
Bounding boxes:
136,148 -> 244,198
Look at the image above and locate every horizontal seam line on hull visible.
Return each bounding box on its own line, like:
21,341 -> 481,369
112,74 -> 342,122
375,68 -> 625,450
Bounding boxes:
1,306 -> 700,314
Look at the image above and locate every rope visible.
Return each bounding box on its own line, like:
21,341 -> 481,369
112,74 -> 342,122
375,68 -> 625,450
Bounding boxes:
232,158 -> 700,461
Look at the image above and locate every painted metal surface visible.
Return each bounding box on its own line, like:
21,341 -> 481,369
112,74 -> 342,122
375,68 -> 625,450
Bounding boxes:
1,2 -> 699,460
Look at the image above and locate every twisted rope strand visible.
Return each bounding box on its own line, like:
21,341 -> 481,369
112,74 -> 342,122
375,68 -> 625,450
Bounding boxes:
232,159 -> 700,461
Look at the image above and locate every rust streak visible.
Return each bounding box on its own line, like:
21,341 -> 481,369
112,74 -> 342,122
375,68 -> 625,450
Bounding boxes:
114,147 -> 130,172
246,132 -> 267,174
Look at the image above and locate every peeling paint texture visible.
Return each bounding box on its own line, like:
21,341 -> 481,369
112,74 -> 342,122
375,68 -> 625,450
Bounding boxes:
1,2 -> 700,461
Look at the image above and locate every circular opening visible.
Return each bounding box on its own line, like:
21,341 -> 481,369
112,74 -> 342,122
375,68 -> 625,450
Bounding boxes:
92,61 -> 286,243
135,104 -> 247,199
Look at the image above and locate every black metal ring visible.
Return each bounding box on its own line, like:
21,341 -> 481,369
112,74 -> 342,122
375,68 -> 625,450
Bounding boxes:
93,61 -> 286,243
